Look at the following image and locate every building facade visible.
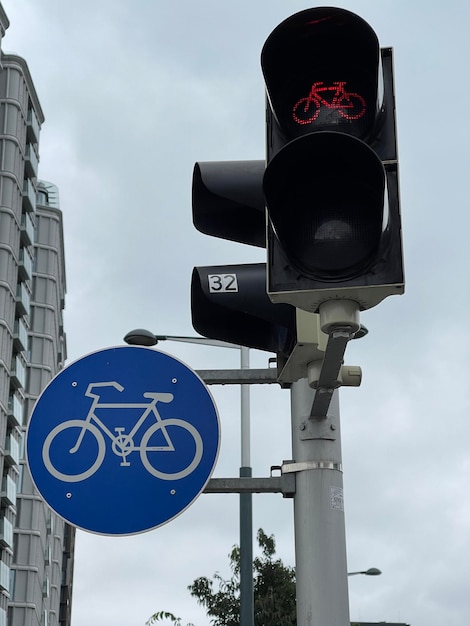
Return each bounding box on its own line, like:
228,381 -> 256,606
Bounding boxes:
0,5 -> 74,626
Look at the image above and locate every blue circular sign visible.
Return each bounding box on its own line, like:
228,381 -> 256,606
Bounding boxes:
26,346 -> 220,536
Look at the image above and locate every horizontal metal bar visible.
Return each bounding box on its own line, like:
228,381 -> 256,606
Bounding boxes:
204,475 -> 295,496
196,368 -> 279,385
204,477 -> 282,493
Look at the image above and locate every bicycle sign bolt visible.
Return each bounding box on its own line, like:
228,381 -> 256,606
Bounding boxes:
66,492 -> 72,499
172,378 -> 177,384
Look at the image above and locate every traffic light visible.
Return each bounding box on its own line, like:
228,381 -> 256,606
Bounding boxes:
191,7 -> 404,361
262,7 -> 404,314
191,162 -> 296,356
191,263 -> 295,357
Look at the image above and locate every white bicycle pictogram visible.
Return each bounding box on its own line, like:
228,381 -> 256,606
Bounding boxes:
42,381 -> 203,483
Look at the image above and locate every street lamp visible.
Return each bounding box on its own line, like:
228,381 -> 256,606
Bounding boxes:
124,329 -> 236,349
348,568 -> 382,577
123,329 -> 255,626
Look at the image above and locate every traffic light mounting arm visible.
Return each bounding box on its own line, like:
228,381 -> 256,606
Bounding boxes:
278,308 -> 362,413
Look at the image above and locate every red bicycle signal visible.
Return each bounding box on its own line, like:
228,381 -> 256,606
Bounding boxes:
292,81 -> 367,125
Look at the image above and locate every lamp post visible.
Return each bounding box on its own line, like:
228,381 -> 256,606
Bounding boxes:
348,568 -> 382,577
123,329 -> 254,626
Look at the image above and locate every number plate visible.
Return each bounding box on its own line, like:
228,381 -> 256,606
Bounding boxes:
208,274 -> 239,293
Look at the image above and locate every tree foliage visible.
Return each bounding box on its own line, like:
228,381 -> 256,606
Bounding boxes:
251,530 -> 296,626
145,611 -> 194,626
147,529 -> 296,626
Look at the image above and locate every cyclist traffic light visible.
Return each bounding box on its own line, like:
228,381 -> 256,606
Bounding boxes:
191,162 -> 296,356
262,7 -> 404,314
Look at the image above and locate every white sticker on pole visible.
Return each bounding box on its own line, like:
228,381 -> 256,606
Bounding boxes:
329,486 -> 344,511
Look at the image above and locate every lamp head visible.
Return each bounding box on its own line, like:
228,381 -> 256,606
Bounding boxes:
123,329 -> 157,347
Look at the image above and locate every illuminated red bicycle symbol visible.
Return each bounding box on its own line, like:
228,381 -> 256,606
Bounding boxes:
292,81 -> 366,125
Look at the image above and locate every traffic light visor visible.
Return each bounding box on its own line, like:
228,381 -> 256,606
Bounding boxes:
192,161 -> 266,248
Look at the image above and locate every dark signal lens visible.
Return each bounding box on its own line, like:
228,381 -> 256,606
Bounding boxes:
264,132 -> 385,280
285,195 -> 382,279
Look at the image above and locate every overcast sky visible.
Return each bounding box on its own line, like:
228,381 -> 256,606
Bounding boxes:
3,1 -> 470,625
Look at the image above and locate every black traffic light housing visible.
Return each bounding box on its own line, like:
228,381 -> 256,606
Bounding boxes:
191,263 -> 295,356
262,7 -> 404,313
192,161 -> 266,249
192,162 -> 296,356
191,7 -> 404,364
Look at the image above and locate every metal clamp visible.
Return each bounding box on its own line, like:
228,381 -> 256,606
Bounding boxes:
282,460 -> 343,474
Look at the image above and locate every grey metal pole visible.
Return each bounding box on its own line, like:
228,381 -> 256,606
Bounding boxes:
239,347 -> 254,626
291,378 -> 350,626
